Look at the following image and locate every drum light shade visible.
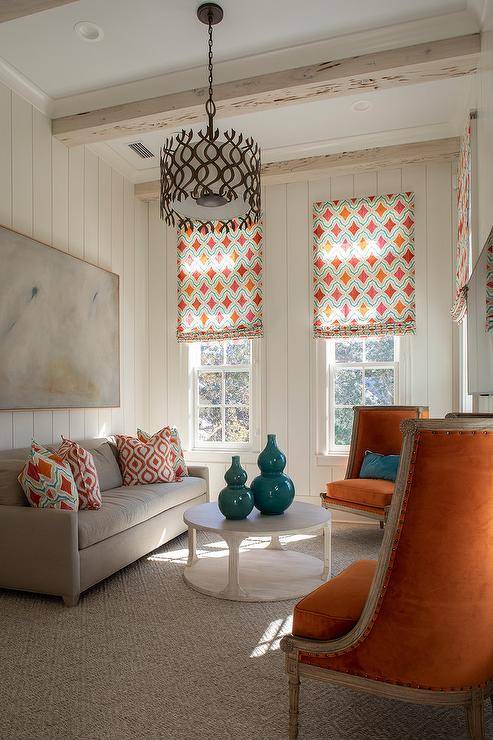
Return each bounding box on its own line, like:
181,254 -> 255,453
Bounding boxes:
160,3 -> 261,231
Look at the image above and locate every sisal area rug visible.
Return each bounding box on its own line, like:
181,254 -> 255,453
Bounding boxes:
0,524 -> 488,740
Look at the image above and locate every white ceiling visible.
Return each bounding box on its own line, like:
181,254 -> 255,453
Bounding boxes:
0,0 -> 469,98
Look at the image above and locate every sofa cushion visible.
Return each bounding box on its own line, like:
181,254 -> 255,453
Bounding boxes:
0,447 -> 31,506
83,441 -> 122,492
293,560 -> 377,640
78,477 -> 207,549
327,477 -> 394,509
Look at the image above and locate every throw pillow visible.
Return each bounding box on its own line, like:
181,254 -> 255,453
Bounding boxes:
359,451 -> 400,482
57,437 -> 102,510
115,430 -> 176,486
18,441 -> 78,510
137,426 -> 188,479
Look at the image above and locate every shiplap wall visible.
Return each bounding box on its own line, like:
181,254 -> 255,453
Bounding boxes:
0,83 -> 150,449
146,162 -> 457,504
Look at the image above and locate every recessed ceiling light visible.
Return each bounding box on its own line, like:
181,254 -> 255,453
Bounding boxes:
74,21 -> 104,42
351,100 -> 372,113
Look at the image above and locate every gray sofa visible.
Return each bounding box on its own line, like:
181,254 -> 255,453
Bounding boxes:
0,438 -> 209,606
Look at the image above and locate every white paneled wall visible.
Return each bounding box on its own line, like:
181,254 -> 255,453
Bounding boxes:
146,162 -> 457,504
0,84 -> 149,450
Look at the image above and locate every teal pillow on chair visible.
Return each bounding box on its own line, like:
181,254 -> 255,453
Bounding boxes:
359,451 -> 400,482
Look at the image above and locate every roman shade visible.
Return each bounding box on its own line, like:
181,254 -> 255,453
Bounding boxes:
487,238 -> 493,334
177,221 -> 263,342
313,192 -> 416,338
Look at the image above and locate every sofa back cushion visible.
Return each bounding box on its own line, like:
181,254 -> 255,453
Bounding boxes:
0,447 -> 31,506
62,439 -> 122,492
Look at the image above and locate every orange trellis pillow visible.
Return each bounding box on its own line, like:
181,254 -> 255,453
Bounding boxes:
115,430 -> 176,486
137,426 -> 188,479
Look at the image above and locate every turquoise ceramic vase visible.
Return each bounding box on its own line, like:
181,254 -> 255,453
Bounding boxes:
218,456 -> 254,520
251,434 -> 295,515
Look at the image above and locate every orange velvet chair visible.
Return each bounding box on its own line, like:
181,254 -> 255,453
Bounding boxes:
281,417 -> 493,740
322,405 -> 428,526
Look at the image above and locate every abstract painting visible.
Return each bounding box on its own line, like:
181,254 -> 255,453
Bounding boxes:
0,226 -> 119,409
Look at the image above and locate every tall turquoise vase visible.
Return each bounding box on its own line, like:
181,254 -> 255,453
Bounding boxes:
218,456 -> 254,520
251,434 -> 295,515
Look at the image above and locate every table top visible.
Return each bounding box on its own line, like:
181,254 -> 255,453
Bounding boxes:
183,501 -> 331,536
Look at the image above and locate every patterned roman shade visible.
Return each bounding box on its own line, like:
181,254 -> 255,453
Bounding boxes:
313,192 -> 416,338
177,221 -> 263,342
452,118 -> 473,322
487,238 -> 493,334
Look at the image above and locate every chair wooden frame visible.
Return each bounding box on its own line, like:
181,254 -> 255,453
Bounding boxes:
321,405 -> 429,525
282,417 -> 493,740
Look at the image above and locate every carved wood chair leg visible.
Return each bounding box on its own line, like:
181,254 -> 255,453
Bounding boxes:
288,673 -> 300,740
466,695 -> 485,740
286,652 -> 300,740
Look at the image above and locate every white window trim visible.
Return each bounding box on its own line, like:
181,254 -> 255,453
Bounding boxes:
188,339 -> 261,453
327,337 -> 401,454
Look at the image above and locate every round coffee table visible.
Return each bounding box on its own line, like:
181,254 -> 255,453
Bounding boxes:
183,501 -> 332,602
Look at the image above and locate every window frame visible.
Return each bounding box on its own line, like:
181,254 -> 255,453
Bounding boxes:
189,339 -> 260,452
327,336 -> 400,453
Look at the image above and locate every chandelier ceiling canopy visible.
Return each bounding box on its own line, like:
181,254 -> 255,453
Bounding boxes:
160,3 -> 261,231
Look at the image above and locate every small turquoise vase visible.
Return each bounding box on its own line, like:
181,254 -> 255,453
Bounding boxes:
251,434 -> 295,515
218,456 -> 254,520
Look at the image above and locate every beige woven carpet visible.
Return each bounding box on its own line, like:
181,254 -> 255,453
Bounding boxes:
1,523 -> 489,740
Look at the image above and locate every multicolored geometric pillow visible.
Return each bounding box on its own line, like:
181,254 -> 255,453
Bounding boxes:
57,437 -> 102,510
137,426 -> 188,479
18,441 -> 78,510
115,429 -> 176,486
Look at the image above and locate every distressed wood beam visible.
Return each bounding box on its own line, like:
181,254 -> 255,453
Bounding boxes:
134,136 -> 460,200
0,0 -> 78,23
53,34 -> 480,147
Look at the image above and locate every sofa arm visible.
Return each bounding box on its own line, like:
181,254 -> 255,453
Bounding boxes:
187,465 -> 210,502
0,506 -> 80,602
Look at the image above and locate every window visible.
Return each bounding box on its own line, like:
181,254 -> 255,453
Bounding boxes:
189,338 -> 258,449
328,336 -> 399,450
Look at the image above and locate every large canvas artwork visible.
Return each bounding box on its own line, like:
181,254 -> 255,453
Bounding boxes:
0,226 -> 120,409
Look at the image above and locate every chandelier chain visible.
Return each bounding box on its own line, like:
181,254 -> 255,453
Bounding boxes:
206,10 -> 216,135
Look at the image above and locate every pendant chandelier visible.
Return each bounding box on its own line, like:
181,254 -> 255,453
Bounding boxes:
160,3 -> 261,232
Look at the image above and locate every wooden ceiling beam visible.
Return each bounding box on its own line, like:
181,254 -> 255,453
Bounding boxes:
52,34 -> 480,147
134,136 -> 460,200
0,1 -> 78,23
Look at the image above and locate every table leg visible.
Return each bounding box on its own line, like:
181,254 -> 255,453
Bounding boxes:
220,536 -> 248,599
187,525 -> 198,567
267,535 -> 285,550
321,521 -> 331,580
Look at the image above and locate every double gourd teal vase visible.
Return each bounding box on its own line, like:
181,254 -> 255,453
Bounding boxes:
251,434 -> 295,515
218,456 -> 254,520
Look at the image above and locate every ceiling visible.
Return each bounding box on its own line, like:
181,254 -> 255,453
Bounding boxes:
0,0 -> 470,98
0,0 -> 482,182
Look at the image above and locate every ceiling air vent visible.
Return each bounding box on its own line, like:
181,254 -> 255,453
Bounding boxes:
128,141 -> 155,159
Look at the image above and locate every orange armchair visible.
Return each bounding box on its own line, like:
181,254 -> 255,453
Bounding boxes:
322,405 -> 428,525
282,417 -> 493,739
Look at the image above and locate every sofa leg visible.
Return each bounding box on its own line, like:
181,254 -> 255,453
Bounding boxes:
379,520 -> 384,530
287,653 -> 300,740
466,693 -> 485,739
62,594 -> 79,607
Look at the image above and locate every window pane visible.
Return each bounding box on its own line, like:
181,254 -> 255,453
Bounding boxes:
225,371 -> 249,405
365,336 -> 395,362
225,407 -> 249,443
335,339 -> 363,363
225,339 -> 250,365
198,407 -> 223,442
335,407 -> 353,446
200,342 -> 224,366
335,368 -> 363,405
198,371 -> 222,405
364,368 -> 394,405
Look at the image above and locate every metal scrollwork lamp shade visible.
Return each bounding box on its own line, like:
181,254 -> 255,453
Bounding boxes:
160,3 -> 261,231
